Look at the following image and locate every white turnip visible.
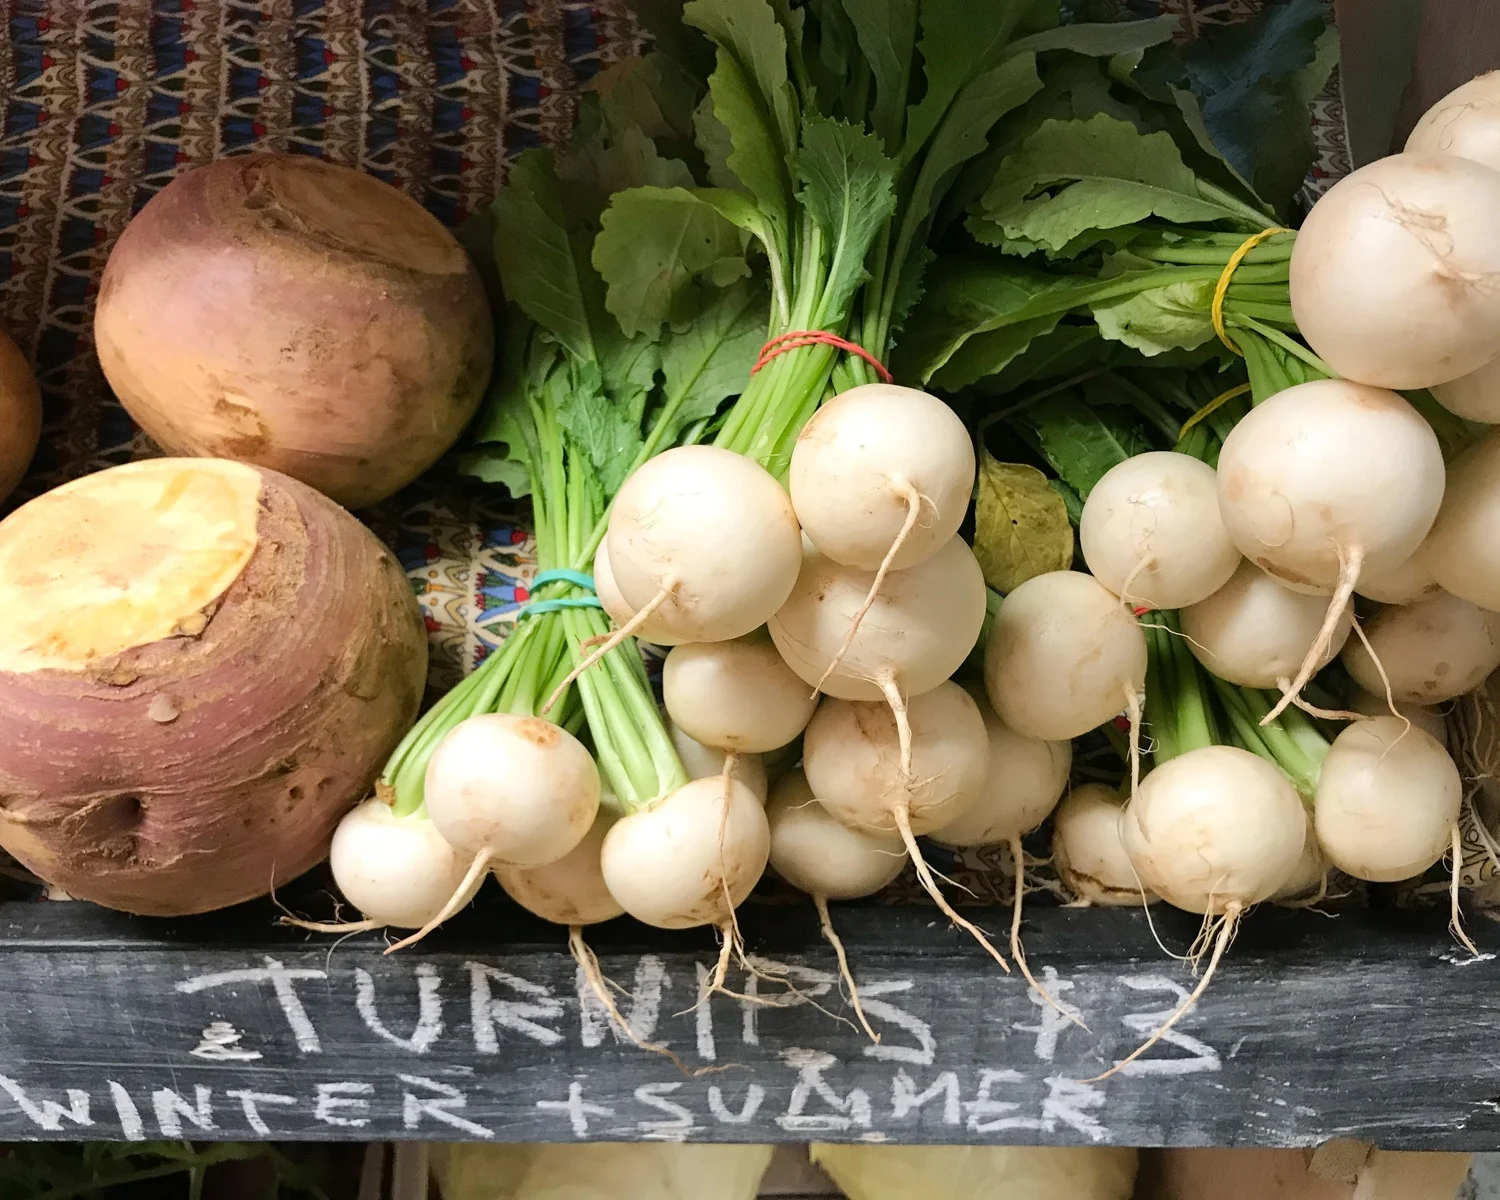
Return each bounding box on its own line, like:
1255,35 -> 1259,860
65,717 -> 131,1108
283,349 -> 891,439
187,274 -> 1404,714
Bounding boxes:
1270,811 -> 1329,905
1432,355 -> 1500,423
1080,451 -> 1241,610
1181,558 -> 1352,689
667,719 -> 768,802
0,458 -> 427,915
1405,71 -> 1500,173
494,808 -> 624,927
1051,784 -> 1155,908
94,155 -> 493,508
1349,686 -> 1448,743
1214,379 -> 1442,718
767,769 -> 907,900
1422,427 -> 1500,610
1315,717 -> 1460,882
663,633 -> 818,753
984,571 -> 1147,742
1342,590 -> 1500,705
1289,152 -> 1500,389
1354,549 -> 1442,606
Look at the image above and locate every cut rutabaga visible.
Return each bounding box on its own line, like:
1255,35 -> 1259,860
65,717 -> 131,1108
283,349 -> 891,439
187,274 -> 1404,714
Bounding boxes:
1405,70 -> 1500,173
1052,784 -> 1156,908
1315,717 -> 1461,882
1341,591 -> 1500,705
663,634 -> 818,754
1422,427 -> 1500,610
327,800 -> 484,931
604,445 -> 802,644
0,326 -> 40,503
983,571 -> 1147,742
0,458 -> 427,915
94,155 -> 493,508
1181,558 -> 1353,689
1079,451 -> 1241,611
1288,152 -> 1500,389
1214,379 -> 1443,719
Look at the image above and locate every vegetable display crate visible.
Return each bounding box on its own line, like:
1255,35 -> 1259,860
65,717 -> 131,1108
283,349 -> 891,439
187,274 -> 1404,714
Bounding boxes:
3,0 -> 1497,1157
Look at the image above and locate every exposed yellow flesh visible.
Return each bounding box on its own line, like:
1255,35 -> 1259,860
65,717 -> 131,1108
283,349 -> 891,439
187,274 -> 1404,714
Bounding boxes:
0,458 -> 262,673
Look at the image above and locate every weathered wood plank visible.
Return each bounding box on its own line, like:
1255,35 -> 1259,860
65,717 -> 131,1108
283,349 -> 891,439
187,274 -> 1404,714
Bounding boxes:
0,897 -> 1494,1148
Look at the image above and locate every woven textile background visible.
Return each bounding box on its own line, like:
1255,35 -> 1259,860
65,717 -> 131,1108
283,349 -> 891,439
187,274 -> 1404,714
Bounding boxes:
3,0 -> 1434,906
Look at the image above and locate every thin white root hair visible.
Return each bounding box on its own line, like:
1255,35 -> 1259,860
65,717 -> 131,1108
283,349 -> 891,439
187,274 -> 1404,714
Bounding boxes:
1350,615 -> 1411,744
383,850 -> 491,955
1277,680 -> 1363,723
569,927 -> 711,1077
1466,790 -> 1500,877
1262,545 -> 1364,726
1010,834 -> 1087,1030
1124,684 -> 1143,802
1115,555 -> 1155,614
811,482 -> 925,699
1086,902 -> 1242,1083
894,805 -> 1010,973
815,894 -> 880,1045
1450,824 -> 1481,958
877,672 -> 915,782
279,916 -> 383,935
542,584 -> 673,714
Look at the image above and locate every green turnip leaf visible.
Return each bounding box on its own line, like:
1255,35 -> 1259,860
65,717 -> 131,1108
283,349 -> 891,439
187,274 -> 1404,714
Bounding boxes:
1091,274 -> 1217,355
1021,394 -> 1151,497
685,0 -> 799,151
839,0 -> 918,149
657,281 -> 766,443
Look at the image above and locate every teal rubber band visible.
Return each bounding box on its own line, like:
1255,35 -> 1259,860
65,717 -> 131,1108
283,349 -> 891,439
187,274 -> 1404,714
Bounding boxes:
531,569 -> 597,592
518,596 -> 605,620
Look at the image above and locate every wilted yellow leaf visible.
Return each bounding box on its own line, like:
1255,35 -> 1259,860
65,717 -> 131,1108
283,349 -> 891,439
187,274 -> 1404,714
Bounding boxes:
972,453 -> 1074,593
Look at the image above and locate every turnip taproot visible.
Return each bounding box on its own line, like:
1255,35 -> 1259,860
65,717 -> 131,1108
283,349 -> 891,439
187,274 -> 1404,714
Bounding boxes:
1289,152 -> 1500,389
664,633 -> 817,753
0,458 -> 427,915
1214,379 -> 1443,720
1181,558 -> 1352,690
984,571 -> 1147,742
1080,452 -> 1241,611
0,327 -> 40,504
1423,428 -> 1500,610
94,155 -> 493,508
1405,70 -> 1500,173
1052,785 -> 1155,908
1341,591 -> 1500,705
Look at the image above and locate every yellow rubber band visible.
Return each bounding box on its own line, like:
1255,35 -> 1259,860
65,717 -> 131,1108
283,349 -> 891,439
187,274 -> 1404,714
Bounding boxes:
1177,383 -> 1252,443
1211,226 -> 1291,354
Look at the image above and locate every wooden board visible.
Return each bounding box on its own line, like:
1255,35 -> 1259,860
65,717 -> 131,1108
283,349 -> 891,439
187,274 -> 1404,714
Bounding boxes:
0,895 -> 1496,1149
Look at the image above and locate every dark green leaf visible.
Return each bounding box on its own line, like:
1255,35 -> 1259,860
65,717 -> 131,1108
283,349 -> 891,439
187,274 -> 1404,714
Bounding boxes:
887,243 -> 935,337
556,124 -> 697,220
1050,475 -> 1084,525
842,0 -> 919,149
657,282 -> 767,443
805,0 -> 865,120
557,366 -> 647,496
700,49 -> 793,262
967,322 -> 1109,396
693,94 -> 740,189
591,54 -> 702,146
1022,395 -> 1152,497
1008,14 -> 1176,58
932,313 -> 1064,391
794,117 -> 899,321
593,186 -> 751,339
632,0 -> 716,81
685,0 -> 799,151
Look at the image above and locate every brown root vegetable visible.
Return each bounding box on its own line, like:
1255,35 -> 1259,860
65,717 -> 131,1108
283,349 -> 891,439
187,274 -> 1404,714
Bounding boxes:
0,326 -> 41,503
93,154 -> 493,508
0,457 -> 427,915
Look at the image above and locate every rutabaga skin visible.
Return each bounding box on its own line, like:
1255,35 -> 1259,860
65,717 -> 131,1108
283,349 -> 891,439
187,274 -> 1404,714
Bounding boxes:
1289,152 -> 1500,390
1121,746 -> 1307,915
1405,70 -> 1500,174
0,326 -> 40,503
789,383 -> 975,572
1422,428 -> 1500,611
1315,717 -> 1461,883
494,808 -> 625,927
0,458 -> 427,916
984,571 -> 1147,742
1051,784 -> 1156,908
93,155 -> 493,508
1079,451 -> 1241,611
1181,558 -> 1352,689
1341,591 -> 1500,706
663,634 -> 818,754
599,775 -> 769,930
605,445 -> 803,644
329,800 -> 485,931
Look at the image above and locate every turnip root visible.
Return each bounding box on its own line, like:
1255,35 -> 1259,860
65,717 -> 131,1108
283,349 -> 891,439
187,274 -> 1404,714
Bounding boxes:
1080,451 -> 1241,610
789,384 -> 975,572
0,458 -> 426,915
984,571 -> 1147,742
664,633 -> 818,753
802,682 -> 1007,969
0,326 -> 41,504
494,808 -> 623,927
323,800 -> 484,932
1341,591 -> 1500,705
1422,428 -> 1500,610
1214,379 -> 1442,720
1432,355 -> 1500,423
600,775 -> 769,930
1405,70 -> 1500,173
605,445 -> 802,644
1181,559 -> 1352,689
1271,811 -> 1329,905
1289,152 -> 1500,389
769,535 -> 986,775
668,719 -> 768,803
1348,687 -> 1448,743
767,768 -> 906,1042
1354,550 -> 1442,606
592,538 -> 641,632
1315,717 -> 1460,883
94,155 -> 493,508
1051,784 -> 1156,908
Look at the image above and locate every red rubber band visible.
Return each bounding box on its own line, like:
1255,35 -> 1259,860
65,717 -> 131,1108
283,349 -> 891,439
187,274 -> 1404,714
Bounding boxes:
750,330 -> 893,383
1132,605 -> 1152,617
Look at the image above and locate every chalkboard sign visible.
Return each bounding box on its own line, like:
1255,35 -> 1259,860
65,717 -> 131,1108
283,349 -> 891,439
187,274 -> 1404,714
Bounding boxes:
0,898 -> 1493,1148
